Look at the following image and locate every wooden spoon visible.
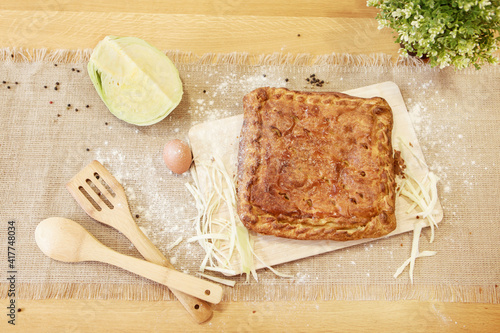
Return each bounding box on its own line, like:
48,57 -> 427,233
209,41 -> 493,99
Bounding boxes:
35,217 -> 222,304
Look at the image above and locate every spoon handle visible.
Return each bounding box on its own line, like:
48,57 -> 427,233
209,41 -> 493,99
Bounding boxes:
94,245 -> 223,304
119,219 -> 214,322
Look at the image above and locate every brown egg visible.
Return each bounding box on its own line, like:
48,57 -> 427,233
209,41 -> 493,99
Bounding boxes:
163,139 -> 192,174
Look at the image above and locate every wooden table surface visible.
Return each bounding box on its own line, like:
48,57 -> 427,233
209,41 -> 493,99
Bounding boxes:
1,1 -> 499,332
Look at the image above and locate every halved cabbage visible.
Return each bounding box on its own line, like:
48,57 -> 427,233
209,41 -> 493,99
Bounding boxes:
87,36 -> 183,126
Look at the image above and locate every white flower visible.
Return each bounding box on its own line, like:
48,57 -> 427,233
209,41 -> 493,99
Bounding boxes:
479,0 -> 492,9
403,8 -> 412,19
399,32 -> 410,43
391,9 -> 403,18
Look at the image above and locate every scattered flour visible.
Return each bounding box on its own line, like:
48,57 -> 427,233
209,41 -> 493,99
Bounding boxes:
88,71 -> 480,286
295,272 -> 310,283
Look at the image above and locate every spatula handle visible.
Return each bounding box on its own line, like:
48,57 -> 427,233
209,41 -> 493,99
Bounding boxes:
97,246 -> 222,304
120,218 -> 215,322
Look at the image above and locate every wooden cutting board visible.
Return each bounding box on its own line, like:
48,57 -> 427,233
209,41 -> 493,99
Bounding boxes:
188,81 -> 443,275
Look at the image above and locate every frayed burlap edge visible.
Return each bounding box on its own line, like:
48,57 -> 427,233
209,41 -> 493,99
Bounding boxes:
2,47 -> 498,73
1,283 -> 174,301
0,47 -> 432,68
1,283 -> 498,303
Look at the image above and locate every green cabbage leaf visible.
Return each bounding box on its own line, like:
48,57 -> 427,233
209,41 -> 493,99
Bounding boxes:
88,36 -> 183,126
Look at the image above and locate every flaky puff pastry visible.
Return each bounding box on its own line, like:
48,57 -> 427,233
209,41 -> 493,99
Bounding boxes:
236,87 -> 397,241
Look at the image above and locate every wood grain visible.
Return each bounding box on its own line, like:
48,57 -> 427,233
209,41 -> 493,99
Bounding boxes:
0,10 -> 398,57
1,299 -> 499,332
0,1 -> 497,331
0,0 -> 379,17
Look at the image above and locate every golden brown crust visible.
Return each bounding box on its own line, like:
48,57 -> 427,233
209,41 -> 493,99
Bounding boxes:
236,87 -> 396,241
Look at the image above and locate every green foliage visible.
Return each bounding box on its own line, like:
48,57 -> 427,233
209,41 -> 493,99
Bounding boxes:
367,0 -> 500,69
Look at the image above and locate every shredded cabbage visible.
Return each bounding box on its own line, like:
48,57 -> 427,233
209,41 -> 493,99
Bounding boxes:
166,236 -> 183,251
186,155 -> 289,283
394,137 -> 440,282
186,156 -> 255,282
197,272 -> 236,287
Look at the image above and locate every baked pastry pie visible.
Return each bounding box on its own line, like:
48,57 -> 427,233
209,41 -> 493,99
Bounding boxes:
236,87 -> 397,241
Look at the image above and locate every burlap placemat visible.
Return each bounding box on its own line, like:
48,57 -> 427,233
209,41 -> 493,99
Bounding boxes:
0,49 -> 498,303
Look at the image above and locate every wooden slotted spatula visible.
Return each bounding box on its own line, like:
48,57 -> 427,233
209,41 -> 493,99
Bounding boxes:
66,160 -> 215,323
